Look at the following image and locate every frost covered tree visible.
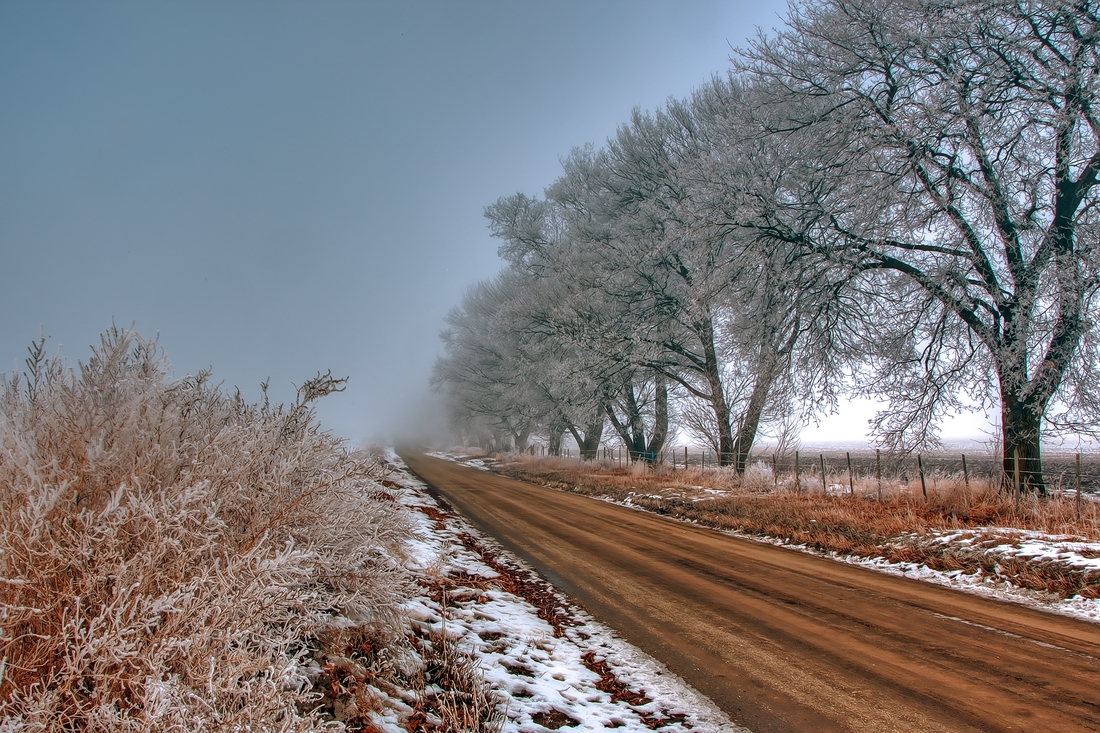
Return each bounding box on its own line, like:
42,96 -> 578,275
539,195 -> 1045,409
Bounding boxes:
487,178 -> 678,463
736,0 -> 1100,491
433,269 -> 607,458
432,278 -> 534,452
566,90 -> 826,470
484,102 -> 821,469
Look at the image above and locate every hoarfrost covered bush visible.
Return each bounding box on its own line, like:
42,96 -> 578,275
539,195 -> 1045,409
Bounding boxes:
741,461 -> 775,491
0,329 -> 412,731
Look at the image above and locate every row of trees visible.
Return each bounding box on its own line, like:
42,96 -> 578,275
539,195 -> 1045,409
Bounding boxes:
434,0 -> 1100,492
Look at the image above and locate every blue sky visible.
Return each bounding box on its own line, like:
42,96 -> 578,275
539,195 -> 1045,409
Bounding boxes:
2,1 -> 799,443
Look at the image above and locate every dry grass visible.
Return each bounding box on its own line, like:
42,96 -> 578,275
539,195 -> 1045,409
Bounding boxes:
313,620 -> 505,733
0,330 -> 500,732
492,453 -> 1100,599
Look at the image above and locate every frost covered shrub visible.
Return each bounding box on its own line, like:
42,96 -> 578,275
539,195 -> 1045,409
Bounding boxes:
0,329 -> 411,731
740,461 -> 775,491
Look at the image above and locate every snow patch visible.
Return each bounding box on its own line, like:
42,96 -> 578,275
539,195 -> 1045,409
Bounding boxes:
387,451 -> 747,732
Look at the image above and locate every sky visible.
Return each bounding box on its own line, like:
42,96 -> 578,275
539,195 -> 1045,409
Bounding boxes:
0,0 -> 995,448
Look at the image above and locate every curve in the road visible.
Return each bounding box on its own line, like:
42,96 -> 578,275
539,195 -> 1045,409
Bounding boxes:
400,452 -> 1100,733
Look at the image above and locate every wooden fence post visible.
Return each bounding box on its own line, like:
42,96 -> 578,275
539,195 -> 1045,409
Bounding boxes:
772,453 -> 778,488
820,453 -> 827,493
918,454 -> 928,500
876,449 -> 882,501
1013,448 -> 1021,510
961,453 -> 969,490
795,451 -> 801,493
1076,453 -> 1082,521
846,451 -> 854,495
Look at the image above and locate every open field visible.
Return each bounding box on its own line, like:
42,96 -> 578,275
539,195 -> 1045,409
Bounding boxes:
543,446 -> 1100,495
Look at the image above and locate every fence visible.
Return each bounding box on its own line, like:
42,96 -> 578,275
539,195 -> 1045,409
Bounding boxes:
525,443 -> 1100,498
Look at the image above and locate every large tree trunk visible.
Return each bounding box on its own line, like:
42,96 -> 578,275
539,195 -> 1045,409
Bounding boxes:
576,417 -> 605,460
699,315 -> 736,466
733,369 -> 772,474
567,422 -> 604,461
547,428 -> 563,457
1000,393 -> 1046,495
646,376 -> 669,458
732,315 -> 798,473
606,386 -> 648,461
605,374 -> 668,464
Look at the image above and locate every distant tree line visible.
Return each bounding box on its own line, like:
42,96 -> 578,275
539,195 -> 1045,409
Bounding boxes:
433,0 -> 1100,493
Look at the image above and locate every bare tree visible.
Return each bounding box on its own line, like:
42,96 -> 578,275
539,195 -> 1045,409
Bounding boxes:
586,87 -> 834,470
737,0 -> 1100,491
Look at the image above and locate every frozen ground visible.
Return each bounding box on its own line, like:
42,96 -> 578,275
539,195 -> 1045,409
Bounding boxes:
431,451 -> 1100,625
381,450 -> 746,733
836,528 -> 1100,623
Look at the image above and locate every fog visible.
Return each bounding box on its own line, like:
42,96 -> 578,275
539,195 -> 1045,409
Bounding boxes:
1,1 -> 795,446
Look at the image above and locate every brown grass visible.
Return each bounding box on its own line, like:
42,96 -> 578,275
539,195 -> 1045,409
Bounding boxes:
491,454 -> 1100,599
0,330 -> 501,731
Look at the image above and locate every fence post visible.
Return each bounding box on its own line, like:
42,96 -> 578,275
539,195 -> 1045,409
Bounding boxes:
1076,453 -> 1082,521
685,446 -> 688,470
820,453 -> 827,493
795,451 -> 801,493
1013,448 -> 1021,494
1013,448 -> 1021,510
918,454 -> 928,499
961,453 -> 969,490
876,449 -> 882,501
846,451 -> 854,495
772,453 -> 778,488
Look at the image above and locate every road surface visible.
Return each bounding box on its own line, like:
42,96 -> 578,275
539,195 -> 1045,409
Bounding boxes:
400,452 -> 1100,732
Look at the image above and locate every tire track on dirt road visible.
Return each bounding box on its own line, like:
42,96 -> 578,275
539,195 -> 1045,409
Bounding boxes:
400,452 -> 1100,733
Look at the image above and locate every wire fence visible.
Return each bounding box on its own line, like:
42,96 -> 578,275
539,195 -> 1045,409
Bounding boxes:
535,444 -> 1100,496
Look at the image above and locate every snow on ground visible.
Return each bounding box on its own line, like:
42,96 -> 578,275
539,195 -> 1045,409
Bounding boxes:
382,450 -> 746,733
428,450 -> 494,471
930,527 -> 1100,572
839,549 -> 1100,623
835,528 -> 1100,623
428,452 -> 1100,625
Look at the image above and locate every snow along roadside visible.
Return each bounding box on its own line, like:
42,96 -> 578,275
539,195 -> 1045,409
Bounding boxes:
383,450 -> 747,733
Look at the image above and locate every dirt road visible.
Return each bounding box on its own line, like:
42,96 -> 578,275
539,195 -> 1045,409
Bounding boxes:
401,452 -> 1100,732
